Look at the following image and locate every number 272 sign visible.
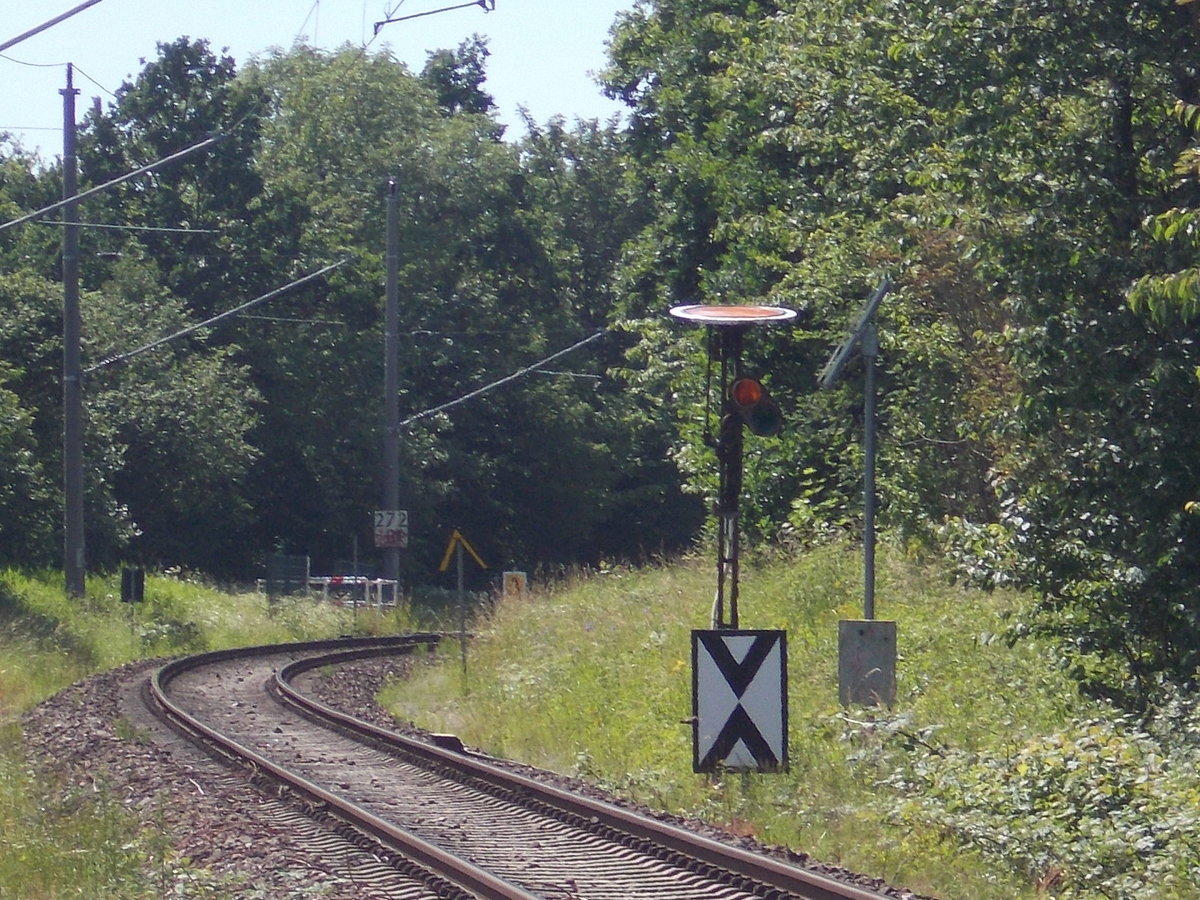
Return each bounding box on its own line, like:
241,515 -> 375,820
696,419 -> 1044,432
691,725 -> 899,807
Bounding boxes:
374,510 -> 408,548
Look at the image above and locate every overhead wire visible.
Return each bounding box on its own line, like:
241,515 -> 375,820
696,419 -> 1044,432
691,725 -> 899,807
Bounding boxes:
0,84 -> 266,232
84,257 -> 351,374
533,369 -> 602,380
0,0 -> 109,54
0,52 -> 111,98
35,220 -> 219,234
0,54 -> 65,68
0,60 -> 114,135
296,1 -> 321,45
399,329 -> 608,428
235,314 -> 346,326
0,133 -> 222,233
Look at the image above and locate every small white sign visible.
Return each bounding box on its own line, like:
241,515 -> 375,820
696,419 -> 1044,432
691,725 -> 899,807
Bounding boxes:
374,509 -> 408,548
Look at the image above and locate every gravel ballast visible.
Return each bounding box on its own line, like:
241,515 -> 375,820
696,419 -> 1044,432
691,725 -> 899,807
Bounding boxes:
20,653 -> 928,899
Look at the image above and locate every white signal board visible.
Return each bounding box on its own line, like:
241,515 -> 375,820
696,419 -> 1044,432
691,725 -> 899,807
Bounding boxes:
692,630 -> 788,773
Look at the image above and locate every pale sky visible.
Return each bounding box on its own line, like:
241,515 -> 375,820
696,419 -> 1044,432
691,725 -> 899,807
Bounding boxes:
0,0 -> 635,160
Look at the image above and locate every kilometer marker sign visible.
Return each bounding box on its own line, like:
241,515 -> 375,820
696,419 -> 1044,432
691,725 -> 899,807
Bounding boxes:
374,509 -> 408,548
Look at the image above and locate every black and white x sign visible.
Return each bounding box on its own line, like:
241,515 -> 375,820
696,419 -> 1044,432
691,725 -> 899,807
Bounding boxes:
692,629 -> 788,773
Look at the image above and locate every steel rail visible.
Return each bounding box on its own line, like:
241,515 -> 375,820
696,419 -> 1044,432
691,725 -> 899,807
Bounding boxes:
147,636 -> 539,900
276,646 -> 893,900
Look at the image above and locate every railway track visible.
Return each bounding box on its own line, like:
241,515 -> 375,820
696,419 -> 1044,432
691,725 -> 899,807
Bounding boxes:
144,636 -> 898,900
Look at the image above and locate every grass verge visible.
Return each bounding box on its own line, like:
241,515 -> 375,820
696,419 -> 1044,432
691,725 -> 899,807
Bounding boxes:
0,568 -> 416,897
383,543 -> 1200,900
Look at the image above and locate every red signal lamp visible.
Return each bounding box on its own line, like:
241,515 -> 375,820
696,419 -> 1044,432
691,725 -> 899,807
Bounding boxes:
729,377 -> 783,437
731,378 -> 765,407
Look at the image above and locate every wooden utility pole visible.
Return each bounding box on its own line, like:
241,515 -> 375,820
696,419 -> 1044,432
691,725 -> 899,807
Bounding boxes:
62,64 -> 85,597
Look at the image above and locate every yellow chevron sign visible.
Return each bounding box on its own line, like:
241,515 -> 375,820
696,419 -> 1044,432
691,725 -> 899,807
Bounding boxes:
438,529 -> 486,573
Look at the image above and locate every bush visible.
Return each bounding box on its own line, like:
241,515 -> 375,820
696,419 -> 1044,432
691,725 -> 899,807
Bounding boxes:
876,709 -> 1200,897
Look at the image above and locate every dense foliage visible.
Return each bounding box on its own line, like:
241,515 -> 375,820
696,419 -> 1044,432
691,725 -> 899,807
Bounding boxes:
602,0 -> 1200,708
3,2 -> 1200,710
0,37 -> 701,584
392,545 -> 1200,898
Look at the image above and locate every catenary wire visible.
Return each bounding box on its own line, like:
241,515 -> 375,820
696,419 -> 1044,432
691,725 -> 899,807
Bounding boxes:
0,133 -> 221,233
84,257 -> 350,374
0,0 -> 109,54
399,329 -> 608,427
35,220 -> 219,234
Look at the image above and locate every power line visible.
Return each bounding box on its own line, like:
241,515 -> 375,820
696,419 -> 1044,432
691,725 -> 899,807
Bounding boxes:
0,56 -> 112,96
0,133 -> 221,233
0,0 -> 108,54
533,369 -> 603,380
36,220 -> 220,234
85,257 -> 351,374
235,313 -> 346,326
295,1 -> 321,45
399,329 -> 608,427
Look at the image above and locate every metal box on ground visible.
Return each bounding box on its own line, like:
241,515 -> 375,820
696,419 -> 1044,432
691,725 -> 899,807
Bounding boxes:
838,619 -> 897,707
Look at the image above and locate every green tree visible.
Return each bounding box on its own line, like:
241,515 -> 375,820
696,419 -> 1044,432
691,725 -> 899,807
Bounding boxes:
1128,100 -> 1200,325
2,33 -> 695,583
83,258 -> 261,575
80,37 -> 270,318
421,36 -> 498,120
515,114 -> 705,553
0,271 -> 71,566
603,0 -> 1010,542
605,0 -> 1200,704
0,142 -> 62,278
0,361 -> 55,565
240,44 -> 689,576
911,0 -> 1200,704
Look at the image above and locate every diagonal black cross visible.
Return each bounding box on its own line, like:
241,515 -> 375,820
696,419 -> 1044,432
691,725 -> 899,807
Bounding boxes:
697,704 -> 780,771
696,631 -> 780,696
694,631 -> 785,771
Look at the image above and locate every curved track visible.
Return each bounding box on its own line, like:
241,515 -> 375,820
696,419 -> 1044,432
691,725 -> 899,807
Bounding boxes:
145,637 -> 895,900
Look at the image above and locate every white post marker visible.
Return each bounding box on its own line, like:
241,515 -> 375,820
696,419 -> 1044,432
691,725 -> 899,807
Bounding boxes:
502,571 -> 527,598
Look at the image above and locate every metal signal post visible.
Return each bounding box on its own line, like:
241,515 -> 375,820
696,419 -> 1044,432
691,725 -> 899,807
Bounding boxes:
818,276 -> 891,620
670,305 -> 796,629
714,324 -> 745,629
673,305 -> 796,775
818,277 -> 898,707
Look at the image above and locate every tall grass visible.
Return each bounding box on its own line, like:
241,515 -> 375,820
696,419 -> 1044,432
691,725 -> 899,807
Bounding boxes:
0,568 -> 417,897
0,721 -> 152,899
382,544 -> 1106,899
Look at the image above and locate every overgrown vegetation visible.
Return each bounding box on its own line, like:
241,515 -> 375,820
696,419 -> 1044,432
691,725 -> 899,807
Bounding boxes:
5,1 -> 1200,713
386,543 -> 1200,899
5,1 -> 1200,893
0,567 -> 413,897
0,728 -> 151,900
4,548 -> 1198,897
